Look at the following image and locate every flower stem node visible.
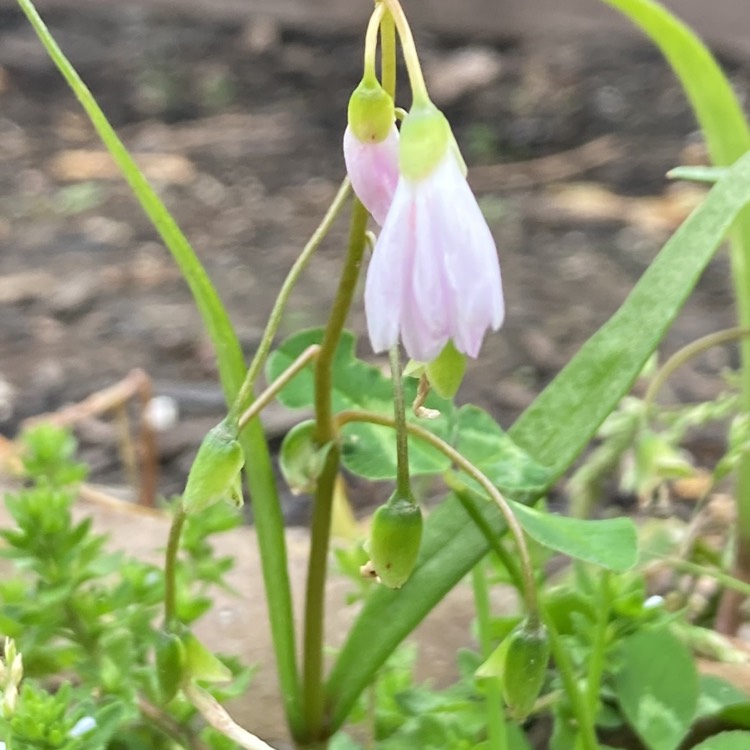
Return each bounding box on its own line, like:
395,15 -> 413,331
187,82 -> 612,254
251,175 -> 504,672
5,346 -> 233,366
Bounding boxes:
181,417 -> 244,515
363,493 -> 423,589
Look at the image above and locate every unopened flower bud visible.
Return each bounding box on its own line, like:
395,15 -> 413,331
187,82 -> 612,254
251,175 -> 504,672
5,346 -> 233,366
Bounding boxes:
501,619 -> 550,721
156,631 -> 187,702
344,78 -> 398,225
182,417 -> 244,514
364,494 -> 423,589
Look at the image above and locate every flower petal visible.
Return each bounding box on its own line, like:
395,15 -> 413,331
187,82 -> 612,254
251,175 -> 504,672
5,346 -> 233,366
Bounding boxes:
343,125 -> 399,225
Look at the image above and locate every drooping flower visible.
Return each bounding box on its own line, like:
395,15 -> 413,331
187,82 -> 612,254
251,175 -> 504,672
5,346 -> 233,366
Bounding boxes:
364,102 -> 504,362
343,78 -> 399,225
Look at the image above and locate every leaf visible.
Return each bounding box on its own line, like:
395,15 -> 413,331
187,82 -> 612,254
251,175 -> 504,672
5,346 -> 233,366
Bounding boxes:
614,628 -> 698,750
692,732 -> 750,750
448,472 -> 636,571
509,501 -> 637,572
326,150 -> 750,734
696,675 -> 750,722
454,406 -> 553,502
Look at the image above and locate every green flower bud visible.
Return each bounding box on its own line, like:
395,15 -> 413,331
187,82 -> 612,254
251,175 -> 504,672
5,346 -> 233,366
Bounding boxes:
182,417 -> 244,514
155,631 -> 187,702
279,420 -> 333,495
399,100 -> 452,181
348,77 -> 395,143
364,494 -> 423,589
502,618 -> 550,721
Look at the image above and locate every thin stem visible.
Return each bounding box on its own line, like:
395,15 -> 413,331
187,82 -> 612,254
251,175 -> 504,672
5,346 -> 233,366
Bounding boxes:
231,178 -> 351,420
660,557 -> 750,598
388,346 -> 411,498
164,505 -> 187,629
238,345 -> 320,431
185,682 -> 280,750
472,561 -> 508,750
335,409 -> 539,618
455,491 -> 525,593
363,3 -> 385,81
541,602 -> 599,750
302,200 -> 369,741
585,572 -> 610,717
380,7 -> 397,101
645,326 -> 750,412
381,0 -> 429,102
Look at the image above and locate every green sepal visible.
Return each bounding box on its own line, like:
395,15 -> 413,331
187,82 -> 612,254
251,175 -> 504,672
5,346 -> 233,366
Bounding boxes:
155,631 -> 187,702
279,420 -> 334,495
348,77 -> 395,143
365,494 -> 423,589
182,417 -> 245,514
183,632 -> 232,684
501,618 -> 551,721
399,100 -> 452,181
426,341 -> 467,398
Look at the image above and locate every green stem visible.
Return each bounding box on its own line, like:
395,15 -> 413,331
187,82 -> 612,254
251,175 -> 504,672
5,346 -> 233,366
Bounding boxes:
382,0 -> 429,102
301,200 -> 369,741
472,561 -> 508,750
645,326 -> 750,412
164,505 -> 187,629
388,346 -> 412,498
455,491 -> 525,593
362,3 -> 385,82
585,572 -> 610,717
662,557 -> 750,598
335,409 -> 539,618
380,7 -> 397,101
541,601 -> 599,750
232,179 -> 351,419
238,345 -> 320,431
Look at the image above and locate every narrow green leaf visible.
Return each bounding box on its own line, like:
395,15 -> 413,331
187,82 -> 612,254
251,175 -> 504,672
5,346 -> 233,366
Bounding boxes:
601,0 -> 750,166
614,628 -> 698,750
16,0 -> 301,729
668,166 -> 729,184
326,150 -> 750,732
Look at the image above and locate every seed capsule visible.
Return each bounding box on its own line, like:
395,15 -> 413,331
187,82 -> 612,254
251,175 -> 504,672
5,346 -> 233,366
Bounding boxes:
364,495 -> 423,589
502,618 -> 550,721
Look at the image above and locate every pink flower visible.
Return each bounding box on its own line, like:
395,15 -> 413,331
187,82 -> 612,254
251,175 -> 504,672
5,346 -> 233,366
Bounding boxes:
364,148 -> 504,362
343,124 -> 399,226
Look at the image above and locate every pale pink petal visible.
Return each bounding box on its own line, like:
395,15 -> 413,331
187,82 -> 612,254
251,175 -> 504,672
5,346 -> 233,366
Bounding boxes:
364,178 -> 413,352
343,125 -> 399,225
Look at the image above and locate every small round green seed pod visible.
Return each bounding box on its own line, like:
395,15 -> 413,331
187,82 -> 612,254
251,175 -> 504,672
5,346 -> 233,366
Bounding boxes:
502,618 -> 551,721
365,495 -> 423,589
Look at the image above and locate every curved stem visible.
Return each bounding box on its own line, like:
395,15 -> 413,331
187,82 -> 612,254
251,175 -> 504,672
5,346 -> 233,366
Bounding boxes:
238,345 -> 320,431
388,346 -> 412,498
185,682 -> 280,750
302,200 -> 369,741
363,3 -> 385,81
231,178 -> 351,419
381,0 -> 429,102
164,505 -> 187,629
380,6 -> 397,101
335,409 -> 539,618
645,325 -> 750,412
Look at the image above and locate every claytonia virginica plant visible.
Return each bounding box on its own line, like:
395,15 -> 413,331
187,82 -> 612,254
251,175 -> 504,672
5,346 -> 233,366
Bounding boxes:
11,0 -> 750,748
